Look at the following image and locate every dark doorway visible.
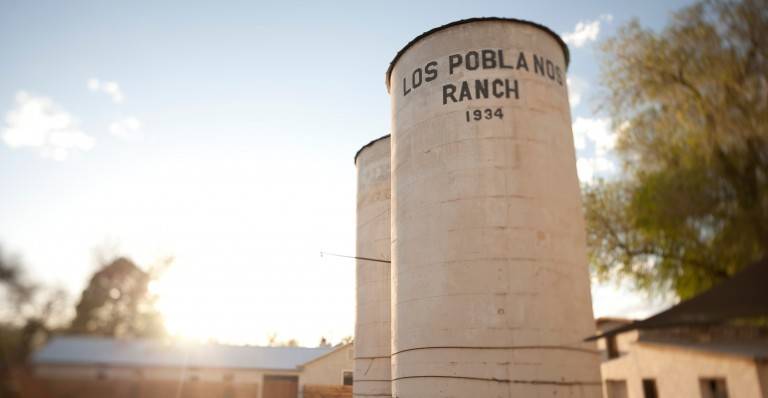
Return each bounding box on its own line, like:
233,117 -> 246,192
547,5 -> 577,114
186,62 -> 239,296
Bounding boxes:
263,375 -> 298,398
642,378 -> 658,398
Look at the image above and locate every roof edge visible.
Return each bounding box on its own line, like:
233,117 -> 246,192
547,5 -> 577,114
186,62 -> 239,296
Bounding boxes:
354,134 -> 390,164
385,17 -> 570,92
32,360 -> 307,373
298,342 -> 353,368
596,317 -> 635,324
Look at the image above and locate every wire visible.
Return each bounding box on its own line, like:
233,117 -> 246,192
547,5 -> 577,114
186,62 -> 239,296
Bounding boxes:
391,344 -> 600,356
320,251 -> 391,264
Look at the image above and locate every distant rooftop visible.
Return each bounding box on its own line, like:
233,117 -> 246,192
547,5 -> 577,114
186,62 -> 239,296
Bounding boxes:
33,336 -> 334,371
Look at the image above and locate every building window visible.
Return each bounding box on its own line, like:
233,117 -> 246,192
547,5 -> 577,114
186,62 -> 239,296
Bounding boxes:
342,370 -> 353,386
606,335 -> 620,359
605,379 -> 628,398
700,378 -> 728,398
642,379 -> 658,398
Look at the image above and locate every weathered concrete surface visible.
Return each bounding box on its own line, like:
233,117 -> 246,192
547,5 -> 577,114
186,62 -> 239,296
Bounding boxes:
354,136 -> 392,398
601,339 -> 765,398
389,19 -> 602,397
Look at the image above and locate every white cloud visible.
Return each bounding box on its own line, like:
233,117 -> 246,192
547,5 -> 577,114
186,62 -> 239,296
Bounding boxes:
87,78 -> 99,91
1,91 -> 94,160
87,78 -> 124,103
562,14 -> 613,48
109,117 -> 143,141
572,117 -> 616,156
572,116 -> 618,183
567,76 -> 588,108
577,156 -> 615,183
576,158 -> 594,182
591,278 -> 672,320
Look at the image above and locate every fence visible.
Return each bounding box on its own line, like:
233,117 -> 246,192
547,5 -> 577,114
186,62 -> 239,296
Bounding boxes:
302,384 -> 352,398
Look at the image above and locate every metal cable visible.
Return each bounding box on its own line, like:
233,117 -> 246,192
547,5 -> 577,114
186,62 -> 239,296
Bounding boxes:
321,251 -> 391,263
391,344 -> 600,356
391,375 -> 602,386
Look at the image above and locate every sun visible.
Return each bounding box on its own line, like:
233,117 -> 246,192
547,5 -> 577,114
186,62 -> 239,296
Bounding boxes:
150,265 -> 237,343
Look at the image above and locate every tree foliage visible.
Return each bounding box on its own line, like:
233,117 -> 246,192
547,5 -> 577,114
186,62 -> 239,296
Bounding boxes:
0,246 -> 34,309
0,246 -> 68,372
69,257 -> 165,338
587,0 -> 768,298
267,333 -> 299,347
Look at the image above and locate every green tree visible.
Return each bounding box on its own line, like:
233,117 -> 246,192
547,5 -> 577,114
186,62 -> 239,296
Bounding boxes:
69,257 -> 166,338
0,246 -> 33,309
0,246 -> 67,398
0,246 -> 48,365
266,333 -> 299,347
587,0 -> 768,299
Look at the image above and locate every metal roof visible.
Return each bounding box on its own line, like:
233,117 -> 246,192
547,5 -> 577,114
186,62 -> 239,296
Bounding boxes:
33,336 -> 333,371
385,17 -> 570,92
298,342 -> 352,368
353,134 -> 390,165
588,257 -> 768,341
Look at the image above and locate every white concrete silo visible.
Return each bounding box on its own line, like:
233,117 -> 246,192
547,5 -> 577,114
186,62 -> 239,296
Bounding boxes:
354,135 -> 392,398
387,18 -> 602,397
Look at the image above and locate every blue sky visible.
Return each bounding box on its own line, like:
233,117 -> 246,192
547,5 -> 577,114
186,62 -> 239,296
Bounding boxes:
0,0 -> 692,345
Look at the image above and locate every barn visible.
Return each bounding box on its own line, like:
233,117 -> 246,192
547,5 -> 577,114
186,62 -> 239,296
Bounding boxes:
26,335 -> 354,398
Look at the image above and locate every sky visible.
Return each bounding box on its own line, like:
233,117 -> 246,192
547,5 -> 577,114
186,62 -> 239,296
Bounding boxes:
0,0 -> 693,346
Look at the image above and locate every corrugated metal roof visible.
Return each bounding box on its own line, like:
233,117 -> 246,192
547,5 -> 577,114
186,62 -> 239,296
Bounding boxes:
33,336 -> 333,371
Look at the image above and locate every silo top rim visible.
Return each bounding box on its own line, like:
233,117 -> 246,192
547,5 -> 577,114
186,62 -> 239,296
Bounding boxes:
385,17 -> 570,92
354,134 -> 390,164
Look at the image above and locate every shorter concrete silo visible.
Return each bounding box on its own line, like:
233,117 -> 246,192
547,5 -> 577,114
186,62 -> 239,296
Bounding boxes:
353,135 -> 391,398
